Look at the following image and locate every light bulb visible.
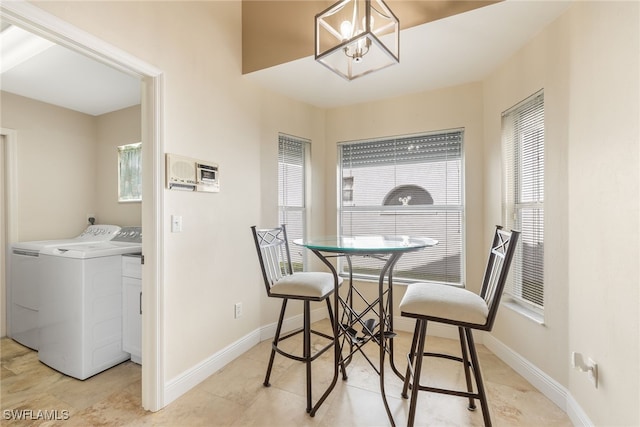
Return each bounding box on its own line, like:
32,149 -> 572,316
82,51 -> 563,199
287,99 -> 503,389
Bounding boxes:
340,20 -> 352,40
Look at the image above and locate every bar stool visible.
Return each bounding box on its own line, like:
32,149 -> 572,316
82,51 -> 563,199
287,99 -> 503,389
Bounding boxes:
250,225 -> 343,413
399,226 -> 520,426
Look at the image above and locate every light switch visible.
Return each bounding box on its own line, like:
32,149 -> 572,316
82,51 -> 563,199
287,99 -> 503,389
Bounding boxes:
171,215 -> 183,232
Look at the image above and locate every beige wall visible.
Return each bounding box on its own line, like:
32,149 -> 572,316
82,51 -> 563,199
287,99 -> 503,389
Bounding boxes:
482,3 -> 571,388
484,1 -> 639,425
566,2 -> 639,425
256,87 -> 327,324
0,92 -> 142,238
0,91 -> 98,240
96,105 -> 142,227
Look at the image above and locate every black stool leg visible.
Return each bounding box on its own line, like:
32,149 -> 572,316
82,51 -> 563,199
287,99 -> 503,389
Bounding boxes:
304,301 -> 312,413
325,299 -> 348,380
264,298 -> 288,387
407,319 -> 427,427
459,327 -> 476,411
465,328 -> 492,427
402,320 -> 422,399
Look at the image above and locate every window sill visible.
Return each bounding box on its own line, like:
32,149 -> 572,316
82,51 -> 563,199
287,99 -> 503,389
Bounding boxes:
503,300 -> 545,325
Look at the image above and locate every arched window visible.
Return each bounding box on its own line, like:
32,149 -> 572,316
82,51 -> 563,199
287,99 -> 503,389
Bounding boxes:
382,185 -> 433,206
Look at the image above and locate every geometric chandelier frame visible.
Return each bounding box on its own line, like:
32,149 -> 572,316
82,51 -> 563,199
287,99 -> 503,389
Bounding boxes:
315,0 -> 399,80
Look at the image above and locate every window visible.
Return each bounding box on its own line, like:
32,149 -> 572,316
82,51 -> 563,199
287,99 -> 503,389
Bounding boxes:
278,134 -> 309,272
118,142 -> 142,202
502,90 -> 545,313
338,130 -> 464,284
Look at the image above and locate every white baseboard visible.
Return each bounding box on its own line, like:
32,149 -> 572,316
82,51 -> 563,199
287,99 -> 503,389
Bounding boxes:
164,329 -> 260,405
164,311 -> 592,427
482,333 -> 567,410
163,307 -> 327,406
565,391 -> 594,427
483,333 -> 593,427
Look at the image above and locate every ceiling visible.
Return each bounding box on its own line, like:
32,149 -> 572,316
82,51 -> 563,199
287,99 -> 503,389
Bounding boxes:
0,0 -> 571,115
0,24 -> 141,116
241,0 -> 500,73
244,0 -> 572,108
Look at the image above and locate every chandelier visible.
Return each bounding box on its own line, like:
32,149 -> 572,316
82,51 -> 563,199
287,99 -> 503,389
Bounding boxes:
315,0 -> 399,81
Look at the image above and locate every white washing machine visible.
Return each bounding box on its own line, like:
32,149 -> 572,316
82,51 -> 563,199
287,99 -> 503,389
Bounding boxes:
38,227 -> 142,380
9,225 -> 121,350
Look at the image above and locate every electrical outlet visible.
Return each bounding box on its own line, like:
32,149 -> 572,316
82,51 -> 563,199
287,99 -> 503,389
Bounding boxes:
587,358 -> 598,388
234,302 -> 243,319
572,352 -> 598,388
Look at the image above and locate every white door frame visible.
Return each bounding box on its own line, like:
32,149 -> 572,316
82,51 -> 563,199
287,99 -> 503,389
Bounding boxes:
1,128 -> 18,339
0,1 -> 166,411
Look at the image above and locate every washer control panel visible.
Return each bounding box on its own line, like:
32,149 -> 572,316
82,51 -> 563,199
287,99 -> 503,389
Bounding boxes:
78,225 -> 121,240
113,227 -> 142,244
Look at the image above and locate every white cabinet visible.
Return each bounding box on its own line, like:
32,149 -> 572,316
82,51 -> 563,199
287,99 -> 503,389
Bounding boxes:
122,255 -> 142,364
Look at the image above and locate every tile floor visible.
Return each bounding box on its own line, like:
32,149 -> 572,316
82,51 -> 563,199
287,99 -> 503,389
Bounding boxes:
1,321 -> 572,426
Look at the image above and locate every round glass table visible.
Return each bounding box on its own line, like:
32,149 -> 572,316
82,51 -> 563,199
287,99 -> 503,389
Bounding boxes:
294,235 -> 438,425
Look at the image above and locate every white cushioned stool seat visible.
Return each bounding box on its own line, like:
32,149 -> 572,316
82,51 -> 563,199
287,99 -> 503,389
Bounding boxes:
271,272 -> 343,299
400,282 -> 488,326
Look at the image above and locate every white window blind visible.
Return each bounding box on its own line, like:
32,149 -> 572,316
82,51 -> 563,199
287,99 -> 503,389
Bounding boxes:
278,134 -> 309,272
338,130 -> 464,284
118,142 -> 142,202
502,91 -> 545,311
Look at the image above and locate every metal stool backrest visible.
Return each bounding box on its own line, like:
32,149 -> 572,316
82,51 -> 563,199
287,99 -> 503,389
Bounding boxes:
478,226 -> 520,331
251,225 -> 294,297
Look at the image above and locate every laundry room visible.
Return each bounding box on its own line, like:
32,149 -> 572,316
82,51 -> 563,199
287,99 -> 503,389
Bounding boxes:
0,24 -> 143,379
1,93 -> 141,240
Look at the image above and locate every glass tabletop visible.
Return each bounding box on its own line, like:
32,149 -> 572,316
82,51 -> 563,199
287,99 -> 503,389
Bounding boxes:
294,235 -> 438,254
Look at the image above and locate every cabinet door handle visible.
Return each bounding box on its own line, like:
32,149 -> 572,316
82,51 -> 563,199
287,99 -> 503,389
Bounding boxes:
139,291 -> 142,315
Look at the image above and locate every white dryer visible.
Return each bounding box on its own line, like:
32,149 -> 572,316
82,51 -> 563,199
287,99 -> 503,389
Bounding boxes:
38,227 -> 142,380
9,225 -> 121,350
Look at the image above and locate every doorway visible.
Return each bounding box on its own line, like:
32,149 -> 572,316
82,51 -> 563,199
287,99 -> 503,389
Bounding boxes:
0,2 -> 165,412
1,134 -> 5,338
0,128 -> 17,340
